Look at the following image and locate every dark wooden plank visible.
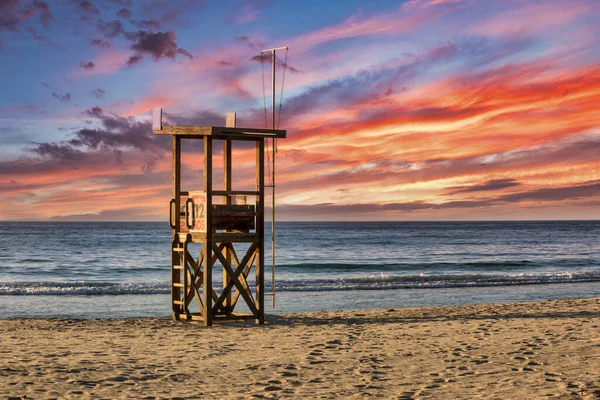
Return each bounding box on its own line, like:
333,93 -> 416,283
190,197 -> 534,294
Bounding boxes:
191,232 -> 258,243
212,190 -> 260,196
213,204 -> 255,215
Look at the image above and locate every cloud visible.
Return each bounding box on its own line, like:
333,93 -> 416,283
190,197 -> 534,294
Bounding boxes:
498,181 -> 600,203
25,26 -> 47,43
78,60 -> 95,70
236,35 -> 263,52
90,38 -> 110,48
126,30 -> 192,65
91,88 -> 105,99
276,41 -> 460,123
68,107 -> 169,154
116,8 -> 132,19
0,0 -> 53,47
176,47 -> 193,59
275,179 -> 600,219
225,0 -> 272,25
163,109 -> 226,126
52,92 -> 71,102
32,0 -> 52,27
470,1 -> 590,38
97,20 -> 125,39
226,4 -> 259,25
107,0 -> 132,5
49,208 -> 158,222
403,0 -> 462,10
76,1 -> 99,16
140,0 -> 206,25
447,178 -> 521,194
132,19 -> 163,30
2,104 -> 37,113
126,54 -> 143,66
29,143 -> 86,163
72,49 -> 130,76
82,106 -> 104,118
250,52 -> 301,74
5,108 -> 170,182
286,5 -> 436,52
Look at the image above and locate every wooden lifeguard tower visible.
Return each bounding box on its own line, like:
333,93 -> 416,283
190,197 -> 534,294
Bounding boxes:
152,110 -> 286,326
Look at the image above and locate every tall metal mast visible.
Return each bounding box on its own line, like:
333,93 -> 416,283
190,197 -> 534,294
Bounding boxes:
260,46 -> 287,308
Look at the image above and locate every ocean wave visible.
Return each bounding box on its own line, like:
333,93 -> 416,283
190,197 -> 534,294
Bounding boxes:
274,260 -> 546,272
0,281 -> 171,296
274,271 -> 600,291
2,270 -> 600,295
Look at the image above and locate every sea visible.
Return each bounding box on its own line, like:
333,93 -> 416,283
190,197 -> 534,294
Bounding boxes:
0,221 -> 599,319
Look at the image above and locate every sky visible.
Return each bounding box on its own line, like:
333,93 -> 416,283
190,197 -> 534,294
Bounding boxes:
0,0 -> 599,221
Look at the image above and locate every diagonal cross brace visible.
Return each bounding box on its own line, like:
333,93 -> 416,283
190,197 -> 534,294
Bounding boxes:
184,249 -> 204,313
212,242 -> 259,316
230,250 -> 257,310
185,246 -> 222,312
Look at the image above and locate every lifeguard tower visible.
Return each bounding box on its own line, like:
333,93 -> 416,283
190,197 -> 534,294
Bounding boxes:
152,110 -> 286,326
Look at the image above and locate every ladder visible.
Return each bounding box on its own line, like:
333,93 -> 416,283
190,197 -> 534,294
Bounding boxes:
171,238 -> 188,318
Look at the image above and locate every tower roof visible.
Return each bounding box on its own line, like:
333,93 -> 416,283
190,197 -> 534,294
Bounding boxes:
153,125 -> 286,139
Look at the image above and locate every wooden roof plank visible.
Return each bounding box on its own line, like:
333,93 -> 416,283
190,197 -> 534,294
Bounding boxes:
153,125 -> 286,138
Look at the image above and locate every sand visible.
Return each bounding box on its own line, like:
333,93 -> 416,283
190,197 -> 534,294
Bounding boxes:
1,297 -> 599,399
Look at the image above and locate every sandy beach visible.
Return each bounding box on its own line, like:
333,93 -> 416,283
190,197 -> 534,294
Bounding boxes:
1,297 -> 599,399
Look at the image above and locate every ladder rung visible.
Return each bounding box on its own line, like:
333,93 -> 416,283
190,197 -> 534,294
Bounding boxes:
173,300 -> 184,305
173,283 -> 184,288
173,265 -> 184,270
173,248 -> 184,252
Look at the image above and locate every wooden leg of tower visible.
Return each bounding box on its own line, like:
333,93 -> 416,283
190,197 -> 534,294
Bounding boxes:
223,139 -> 232,315
223,243 -> 231,314
256,138 -> 265,324
203,240 -> 213,326
256,241 -> 264,324
204,136 -> 213,326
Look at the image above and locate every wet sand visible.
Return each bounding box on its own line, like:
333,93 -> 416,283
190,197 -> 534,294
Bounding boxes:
1,297 -> 599,399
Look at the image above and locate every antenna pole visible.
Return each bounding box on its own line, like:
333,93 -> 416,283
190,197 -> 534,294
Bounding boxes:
271,49 -> 276,309
261,46 -> 287,309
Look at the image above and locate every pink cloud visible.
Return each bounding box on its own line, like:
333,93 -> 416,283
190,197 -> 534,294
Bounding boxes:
403,0 -> 462,10
226,4 -> 259,25
124,95 -> 173,116
285,6 -> 437,53
71,50 -> 130,77
471,1 -> 591,37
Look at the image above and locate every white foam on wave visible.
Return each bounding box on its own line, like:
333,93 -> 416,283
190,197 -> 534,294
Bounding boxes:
2,270 -> 600,295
